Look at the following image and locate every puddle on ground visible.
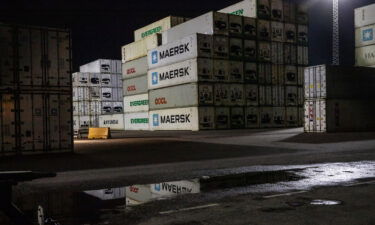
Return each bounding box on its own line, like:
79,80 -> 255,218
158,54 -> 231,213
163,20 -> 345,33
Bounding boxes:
6,161 -> 375,225
310,199 -> 342,205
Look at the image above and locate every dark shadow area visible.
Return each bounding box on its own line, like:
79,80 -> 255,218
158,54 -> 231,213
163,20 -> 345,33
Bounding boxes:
281,132 -> 375,144
0,139 -> 296,172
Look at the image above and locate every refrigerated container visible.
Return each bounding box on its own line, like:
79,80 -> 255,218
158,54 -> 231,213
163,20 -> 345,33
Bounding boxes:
273,106 -> 285,127
134,16 -> 187,41
124,93 -> 149,113
213,35 -> 229,59
213,60 -> 230,82
271,42 -> 284,64
257,20 -> 271,41
80,59 -> 120,74
229,37 -> 243,59
355,45 -> 375,66
296,3 -> 309,25
271,85 -> 285,106
122,34 -> 162,63
99,114 -> 125,130
214,84 -> 230,106
243,17 -> 257,39
285,85 -> 298,106
124,112 -> 150,130
228,14 -> 243,36
284,65 -> 297,85
284,44 -> 297,65
161,12 -> 228,45
245,84 -> 259,106
271,64 -> 284,84
149,83 -> 213,110
244,62 -> 258,83
270,0 -> 283,21
229,84 -> 245,106
297,25 -> 308,46
284,23 -> 296,43
259,85 -> 272,106
123,75 -> 148,96
283,0 -> 296,23
258,41 -> 271,62
354,3 -> 375,28
271,21 -> 284,42
258,63 -> 272,84
230,107 -> 245,128
89,73 -> 101,86
257,0 -> 271,19
355,25 -> 375,47
260,107 -> 273,128
122,57 -> 148,80
149,107 -> 214,131
218,0 -> 257,18
304,65 -> 375,99
243,40 -> 257,60
148,33 -> 212,69
229,61 -> 244,82
245,107 -> 259,128
286,106 -> 298,127
215,107 -> 230,129
297,46 -> 309,66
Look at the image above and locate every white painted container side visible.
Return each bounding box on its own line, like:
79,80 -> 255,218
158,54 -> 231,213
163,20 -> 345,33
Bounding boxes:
355,44 -> 375,66
122,57 -> 148,80
355,25 -> 375,47
122,34 -> 161,63
80,59 -> 121,74
124,112 -> 150,130
123,75 -> 148,96
148,33 -> 213,69
218,0 -> 257,18
149,107 -> 199,131
99,114 -> 125,130
123,93 -> 149,113
355,4 -> 375,28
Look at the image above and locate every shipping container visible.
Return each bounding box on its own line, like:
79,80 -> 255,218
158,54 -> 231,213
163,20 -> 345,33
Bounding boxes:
149,83 -> 213,110
134,16 -> 187,41
149,107 -> 214,131
215,107 -> 230,129
230,107 -> 245,128
101,101 -> 113,114
297,46 -> 309,66
258,41 -> 271,62
122,57 -> 148,80
271,0 -> 283,21
354,3 -> 375,28
271,22 -> 284,42
99,114 -> 125,130
243,17 -> 257,39
271,42 -> 284,64
285,85 -> 298,106
229,60 -> 244,82
213,36 -> 229,59
298,86 -> 304,106
229,37 -> 243,59
124,93 -> 149,113
283,0 -> 296,23
243,40 -> 257,60
258,63 -> 272,84
72,73 -> 89,86
122,34 -> 162,63
284,65 -> 297,85
284,23 -> 296,43
0,24 -> 72,88
244,62 -> 258,83
257,20 -> 271,41
297,66 -> 304,86
229,84 -> 245,106
228,14 -> 243,36
161,12 -> 228,45
245,84 -> 259,106
304,65 -> 375,99
260,107 -> 273,128
355,45 -> 375,66
90,101 -> 102,115
89,73 -> 101,86
213,60 -> 230,82
273,106 -> 285,127
259,85 -> 272,106
80,59 -> 120,74
304,99 -> 375,132
271,64 -> 284,84
123,75 -> 148,96
214,84 -> 230,106
148,58 -> 213,90
286,106 -> 298,127
218,0 -> 257,18
355,25 -> 375,47
297,25 -> 308,46
284,43 -> 297,65
271,85 -> 285,106
124,112 -> 149,130
257,0 -> 271,19
245,107 -> 259,128
296,3 -> 309,25
148,33 -> 213,69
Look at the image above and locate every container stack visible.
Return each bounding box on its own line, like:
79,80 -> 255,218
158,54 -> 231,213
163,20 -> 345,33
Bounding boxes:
0,23 -> 73,155
147,0 -> 309,131
121,16 -> 188,130
73,59 -> 123,133
304,65 -> 375,132
355,3 -> 375,67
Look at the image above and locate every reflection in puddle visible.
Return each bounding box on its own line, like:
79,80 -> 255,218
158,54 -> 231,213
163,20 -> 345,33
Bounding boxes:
8,161 -> 375,225
310,199 -> 342,206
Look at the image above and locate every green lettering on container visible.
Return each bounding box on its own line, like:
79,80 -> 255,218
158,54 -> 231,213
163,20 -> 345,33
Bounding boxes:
131,118 -> 149,124
230,9 -> 244,16
130,100 -> 149,106
141,26 -> 162,38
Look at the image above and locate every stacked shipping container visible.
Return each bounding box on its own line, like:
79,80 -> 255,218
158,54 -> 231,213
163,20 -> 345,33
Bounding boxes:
73,59 -> 124,133
121,16 -> 187,130
355,3 -> 375,67
0,23 -> 73,155
147,0 -> 308,131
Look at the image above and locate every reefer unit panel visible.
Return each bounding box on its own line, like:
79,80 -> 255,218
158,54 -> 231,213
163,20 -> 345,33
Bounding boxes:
161,12 -> 228,45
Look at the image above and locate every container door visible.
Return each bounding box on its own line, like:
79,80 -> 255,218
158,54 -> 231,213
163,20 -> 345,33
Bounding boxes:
46,31 -> 59,86
47,94 -> 60,150
0,26 -> 15,86
32,94 -> 46,150
59,94 -> 72,150
58,31 -> 71,87
18,28 -> 32,86
30,29 -> 44,86
0,94 -> 16,152
19,94 -> 34,151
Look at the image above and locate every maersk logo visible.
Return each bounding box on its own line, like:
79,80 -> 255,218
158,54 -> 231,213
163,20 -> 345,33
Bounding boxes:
151,51 -> 158,64
152,72 -> 158,85
363,28 -> 373,42
153,114 -> 159,126
154,184 -> 161,191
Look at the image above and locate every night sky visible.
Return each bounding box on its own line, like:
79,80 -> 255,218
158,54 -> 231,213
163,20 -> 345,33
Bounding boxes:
1,0 -> 375,71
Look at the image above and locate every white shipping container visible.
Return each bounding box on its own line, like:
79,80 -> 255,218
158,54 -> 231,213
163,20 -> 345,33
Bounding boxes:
355,25 -> 375,47
113,102 -> 124,113
89,73 -> 101,86
102,101 -> 113,114
149,83 -> 213,110
124,112 -> 150,130
101,74 -> 113,87
218,0 -> 257,18
161,12 -> 228,45
122,34 -> 161,63
148,33 -> 212,69
124,93 -> 149,113
134,16 -> 186,41
90,101 -> 102,115
80,59 -> 120,74
76,87 -> 90,101
99,114 -> 125,130
123,75 -> 148,96
122,57 -> 148,80
149,107 -> 199,131
355,3 -> 375,28
101,87 -> 113,101
148,58 -> 213,90
355,45 -> 375,66
75,73 -> 89,86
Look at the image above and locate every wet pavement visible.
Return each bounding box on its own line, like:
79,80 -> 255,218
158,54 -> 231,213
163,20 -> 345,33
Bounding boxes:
5,161 -> 375,225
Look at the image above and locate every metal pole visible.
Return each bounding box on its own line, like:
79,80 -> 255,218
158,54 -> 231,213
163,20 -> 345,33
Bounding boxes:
332,0 -> 340,65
